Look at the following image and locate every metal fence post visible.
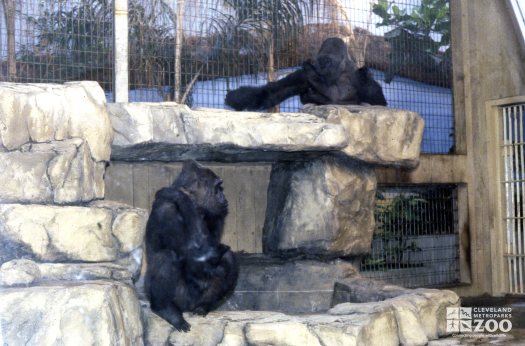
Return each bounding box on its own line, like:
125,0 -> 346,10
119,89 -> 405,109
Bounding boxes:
114,0 -> 129,103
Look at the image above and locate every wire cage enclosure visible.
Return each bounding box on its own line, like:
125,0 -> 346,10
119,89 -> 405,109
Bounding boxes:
361,184 -> 460,288
1,0 -> 454,154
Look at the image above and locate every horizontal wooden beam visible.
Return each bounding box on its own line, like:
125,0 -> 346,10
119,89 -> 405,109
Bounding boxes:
376,154 -> 467,184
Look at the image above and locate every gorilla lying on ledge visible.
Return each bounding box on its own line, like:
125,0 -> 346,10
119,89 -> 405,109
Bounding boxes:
145,160 -> 238,332
225,37 -> 387,111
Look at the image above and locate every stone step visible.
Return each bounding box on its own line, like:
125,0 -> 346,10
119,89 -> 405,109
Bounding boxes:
145,283 -> 459,346
108,102 -> 423,167
0,81 -> 112,162
0,139 -> 105,203
0,259 -> 136,286
219,256 -> 360,314
0,281 -> 143,346
0,201 -> 147,267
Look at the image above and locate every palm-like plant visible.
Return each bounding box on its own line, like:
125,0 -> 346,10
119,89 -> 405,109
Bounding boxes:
207,1 -> 318,80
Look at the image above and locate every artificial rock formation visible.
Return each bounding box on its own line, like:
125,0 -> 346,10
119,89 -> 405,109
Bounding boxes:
0,82 -> 147,346
302,104 -> 425,168
146,278 -> 459,346
0,81 -> 112,161
109,103 -> 348,162
0,139 -> 105,204
0,83 -> 453,346
0,281 -> 143,345
263,157 -> 377,258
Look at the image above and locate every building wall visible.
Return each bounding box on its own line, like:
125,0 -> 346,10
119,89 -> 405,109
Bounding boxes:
451,0 -> 525,297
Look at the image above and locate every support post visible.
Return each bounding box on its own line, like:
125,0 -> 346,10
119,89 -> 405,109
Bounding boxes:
114,0 -> 129,102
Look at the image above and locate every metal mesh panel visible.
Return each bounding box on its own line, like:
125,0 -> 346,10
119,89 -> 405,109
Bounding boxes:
500,104 -> 525,294
361,184 -> 460,288
0,0 -> 454,153
0,0 -> 114,92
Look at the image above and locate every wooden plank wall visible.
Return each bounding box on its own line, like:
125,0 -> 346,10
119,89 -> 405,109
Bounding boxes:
105,162 -> 271,253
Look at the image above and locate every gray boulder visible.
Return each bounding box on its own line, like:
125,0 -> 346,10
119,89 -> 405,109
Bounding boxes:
263,157 -> 377,257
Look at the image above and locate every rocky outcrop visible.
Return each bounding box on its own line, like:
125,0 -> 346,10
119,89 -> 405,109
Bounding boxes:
107,102 -> 424,166
263,157 -> 377,258
109,103 -> 349,162
0,81 -> 112,161
302,104 -> 425,167
0,281 -> 143,346
0,201 -> 146,266
0,82 -> 147,346
0,139 -> 105,203
146,279 -> 459,346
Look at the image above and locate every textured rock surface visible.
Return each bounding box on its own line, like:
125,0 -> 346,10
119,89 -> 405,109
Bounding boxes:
146,305 -> 400,346
220,256 -> 358,313
109,102 -> 423,166
303,104 -> 424,167
0,281 -> 143,346
143,275 -> 459,346
0,139 -> 105,203
0,81 -> 112,161
0,259 -> 135,286
263,157 -> 377,257
0,201 -> 147,264
109,102 -> 349,162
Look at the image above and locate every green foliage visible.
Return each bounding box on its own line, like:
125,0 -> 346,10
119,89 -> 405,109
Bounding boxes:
362,187 -> 455,271
22,0 -> 113,82
207,0 -> 319,74
372,0 -> 451,83
21,0 -> 177,98
364,193 -> 425,269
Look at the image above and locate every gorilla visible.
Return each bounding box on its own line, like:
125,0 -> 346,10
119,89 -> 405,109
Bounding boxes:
144,160 -> 239,332
224,37 -> 387,111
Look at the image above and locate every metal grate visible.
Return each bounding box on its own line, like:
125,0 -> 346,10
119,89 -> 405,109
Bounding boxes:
1,0 -> 454,154
0,0 -> 114,92
500,104 -> 525,294
361,184 -> 460,288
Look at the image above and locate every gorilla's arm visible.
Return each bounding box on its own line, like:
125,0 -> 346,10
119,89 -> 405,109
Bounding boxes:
225,69 -> 308,111
353,67 -> 387,106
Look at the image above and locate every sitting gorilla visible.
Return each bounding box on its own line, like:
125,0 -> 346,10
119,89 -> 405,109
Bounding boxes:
144,160 -> 239,332
224,37 -> 387,111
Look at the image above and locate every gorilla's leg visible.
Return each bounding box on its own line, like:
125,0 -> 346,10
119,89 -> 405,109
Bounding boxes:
192,249 -> 239,315
225,69 -> 308,111
146,251 -> 191,332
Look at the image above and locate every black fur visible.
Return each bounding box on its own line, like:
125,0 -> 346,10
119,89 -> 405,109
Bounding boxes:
144,160 -> 239,332
225,37 -> 387,111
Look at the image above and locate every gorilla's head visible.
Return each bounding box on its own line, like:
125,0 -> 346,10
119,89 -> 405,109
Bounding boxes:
173,160 -> 228,218
314,37 -> 355,83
